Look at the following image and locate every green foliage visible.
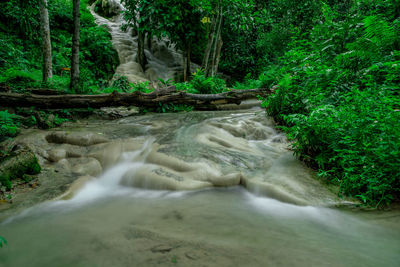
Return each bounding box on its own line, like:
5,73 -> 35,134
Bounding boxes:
0,111 -> 20,140
0,68 -> 38,86
260,3 -> 400,206
0,33 -> 31,69
0,0 -> 118,93
0,236 -> 7,248
220,0 -> 322,80
0,67 -> 72,92
112,75 -> 131,92
101,78 -> 152,94
190,69 -> 226,94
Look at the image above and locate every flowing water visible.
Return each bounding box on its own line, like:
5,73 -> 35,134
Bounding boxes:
1,107 -> 399,266
89,0 -> 190,84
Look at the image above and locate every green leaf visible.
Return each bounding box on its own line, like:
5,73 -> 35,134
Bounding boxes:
0,236 -> 7,248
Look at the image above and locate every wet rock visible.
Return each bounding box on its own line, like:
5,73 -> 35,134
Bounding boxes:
47,148 -> 68,162
121,166 -> 213,190
151,244 -> 175,253
208,173 -> 242,187
70,157 -> 103,177
46,131 -> 108,146
55,158 -> 72,173
88,142 -> 123,168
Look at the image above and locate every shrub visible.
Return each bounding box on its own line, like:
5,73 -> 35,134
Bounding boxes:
190,69 -> 226,94
0,110 -> 20,140
261,9 -> 400,206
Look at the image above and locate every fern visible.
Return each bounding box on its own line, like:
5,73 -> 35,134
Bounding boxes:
363,15 -> 396,50
0,110 -> 20,138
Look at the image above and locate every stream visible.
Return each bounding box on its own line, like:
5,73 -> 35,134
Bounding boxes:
0,106 -> 399,266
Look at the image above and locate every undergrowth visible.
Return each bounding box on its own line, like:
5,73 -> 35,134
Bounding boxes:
256,6 -> 400,206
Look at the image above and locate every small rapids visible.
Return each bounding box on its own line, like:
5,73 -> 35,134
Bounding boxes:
1,108 -> 399,266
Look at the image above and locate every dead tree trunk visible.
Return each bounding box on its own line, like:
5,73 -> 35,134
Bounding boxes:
0,87 -> 271,110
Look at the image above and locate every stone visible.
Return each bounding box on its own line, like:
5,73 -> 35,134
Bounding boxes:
46,131 -> 109,146
47,148 -> 67,162
70,157 -> 103,177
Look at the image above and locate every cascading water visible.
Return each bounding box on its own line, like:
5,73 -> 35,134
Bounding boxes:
1,107 -> 399,266
89,0 -> 192,85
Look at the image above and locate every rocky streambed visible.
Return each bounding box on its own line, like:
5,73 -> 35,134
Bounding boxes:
1,106 -> 399,266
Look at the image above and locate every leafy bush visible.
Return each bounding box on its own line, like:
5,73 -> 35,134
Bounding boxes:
261,8 -> 400,206
112,75 -> 131,92
190,69 -> 226,94
0,68 -> 38,86
0,110 -> 20,140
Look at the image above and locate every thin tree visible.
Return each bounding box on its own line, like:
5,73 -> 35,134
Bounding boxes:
39,0 -> 53,82
70,0 -> 80,92
137,20 -> 147,70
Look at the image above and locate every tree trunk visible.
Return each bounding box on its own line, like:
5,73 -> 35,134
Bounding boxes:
186,40 -> 192,80
39,0 -> 52,83
202,15 -> 217,72
210,6 -> 223,77
182,50 -> 187,82
0,88 -> 271,110
70,0 -> 81,92
214,35 -> 223,75
147,32 -> 152,50
137,23 -> 147,70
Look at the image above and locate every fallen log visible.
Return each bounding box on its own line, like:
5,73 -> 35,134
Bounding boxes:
0,86 -> 271,110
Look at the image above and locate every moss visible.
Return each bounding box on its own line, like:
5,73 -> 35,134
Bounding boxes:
28,162 -> 41,175
0,147 -> 41,189
0,174 -> 12,189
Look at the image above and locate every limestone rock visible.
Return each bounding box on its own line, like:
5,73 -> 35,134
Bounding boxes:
46,131 -> 108,146
47,148 -> 67,162
70,157 -> 103,177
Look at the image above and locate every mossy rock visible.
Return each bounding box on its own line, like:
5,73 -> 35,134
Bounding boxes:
0,145 -> 41,190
